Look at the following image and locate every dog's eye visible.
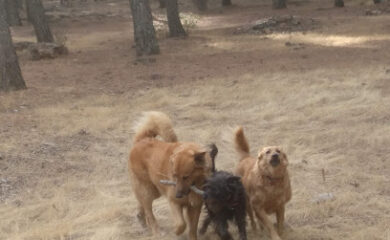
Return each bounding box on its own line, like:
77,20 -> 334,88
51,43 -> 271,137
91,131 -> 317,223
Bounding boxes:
266,150 -> 271,154
276,149 -> 281,153
183,176 -> 189,180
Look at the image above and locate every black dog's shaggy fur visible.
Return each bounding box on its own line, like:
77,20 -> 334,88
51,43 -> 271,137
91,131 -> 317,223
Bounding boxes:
199,146 -> 247,240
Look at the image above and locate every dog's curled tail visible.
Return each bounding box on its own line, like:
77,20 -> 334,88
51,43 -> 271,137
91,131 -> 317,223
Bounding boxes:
133,111 -> 178,144
234,126 -> 250,160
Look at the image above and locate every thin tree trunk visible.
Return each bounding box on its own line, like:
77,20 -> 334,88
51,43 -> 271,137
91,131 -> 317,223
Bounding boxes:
334,0 -> 344,7
192,0 -> 207,11
5,0 -> 22,26
16,0 -> 24,9
272,0 -> 286,9
159,0 -> 165,8
129,0 -> 160,56
166,0 -> 186,37
25,0 -> 32,22
26,0 -> 54,43
222,0 -> 232,6
0,0 -> 26,91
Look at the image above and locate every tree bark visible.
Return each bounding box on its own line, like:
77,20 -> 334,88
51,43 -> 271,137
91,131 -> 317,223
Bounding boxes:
16,0 -> 24,9
272,0 -> 286,9
25,0 -> 32,22
192,0 -> 207,11
159,0 -> 165,8
222,0 -> 232,6
5,0 -> 22,26
26,0 -> 54,43
0,0 -> 26,91
334,0 -> 344,7
129,0 -> 160,56
373,0 -> 381,3
166,0 -> 186,37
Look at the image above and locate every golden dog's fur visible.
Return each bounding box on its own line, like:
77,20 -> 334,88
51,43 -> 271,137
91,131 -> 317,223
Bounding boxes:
128,112 -> 214,240
234,127 -> 292,240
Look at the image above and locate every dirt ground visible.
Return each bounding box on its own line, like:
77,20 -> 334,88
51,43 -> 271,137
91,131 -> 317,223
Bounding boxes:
1,0 -> 390,239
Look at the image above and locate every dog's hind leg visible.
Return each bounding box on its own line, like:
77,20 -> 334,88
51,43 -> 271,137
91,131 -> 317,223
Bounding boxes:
133,181 -> 161,236
199,215 -> 212,235
186,205 -> 202,240
169,201 -> 186,235
276,206 -> 285,235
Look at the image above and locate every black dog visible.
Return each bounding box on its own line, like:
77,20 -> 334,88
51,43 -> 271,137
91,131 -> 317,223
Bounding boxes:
200,145 -> 247,240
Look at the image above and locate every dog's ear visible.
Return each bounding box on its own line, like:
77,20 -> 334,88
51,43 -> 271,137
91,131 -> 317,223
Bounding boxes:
282,151 -> 289,165
227,176 -> 241,184
209,143 -> 218,160
194,151 -> 207,167
257,150 -> 264,162
208,143 -> 218,172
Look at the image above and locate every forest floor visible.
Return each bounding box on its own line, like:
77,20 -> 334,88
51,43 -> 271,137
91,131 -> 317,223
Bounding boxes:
1,0 -> 390,239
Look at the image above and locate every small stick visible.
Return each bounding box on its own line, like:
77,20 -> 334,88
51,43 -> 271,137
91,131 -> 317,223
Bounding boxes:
160,180 -> 176,186
190,185 -> 205,196
321,168 -> 326,182
159,180 -> 204,196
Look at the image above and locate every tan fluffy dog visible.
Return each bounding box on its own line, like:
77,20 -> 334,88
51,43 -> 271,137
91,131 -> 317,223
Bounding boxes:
128,112 -> 214,240
234,127 -> 291,240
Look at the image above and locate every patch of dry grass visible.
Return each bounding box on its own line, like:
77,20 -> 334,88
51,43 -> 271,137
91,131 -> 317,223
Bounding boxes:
2,64 -> 389,239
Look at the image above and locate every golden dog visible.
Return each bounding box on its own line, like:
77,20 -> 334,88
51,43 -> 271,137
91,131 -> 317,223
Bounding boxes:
234,127 -> 291,240
128,112 -> 214,240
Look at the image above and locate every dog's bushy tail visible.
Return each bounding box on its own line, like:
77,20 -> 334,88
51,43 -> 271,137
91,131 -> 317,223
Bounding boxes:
133,111 -> 178,144
234,126 -> 250,160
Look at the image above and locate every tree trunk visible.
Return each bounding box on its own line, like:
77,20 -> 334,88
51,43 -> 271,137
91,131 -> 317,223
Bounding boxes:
192,0 -> 207,11
373,0 -> 381,4
166,0 -> 186,37
272,0 -> 286,9
26,0 -> 54,43
159,0 -> 165,8
0,0 -> 26,91
16,0 -> 24,9
129,0 -> 160,56
334,0 -> 344,7
5,0 -> 22,26
25,0 -> 32,22
222,0 -> 232,6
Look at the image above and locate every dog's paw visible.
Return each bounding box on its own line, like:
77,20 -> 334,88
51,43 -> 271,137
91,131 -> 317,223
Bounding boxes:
174,224 -> 187,235
199,228 -> 207,235
156,229 -> 168,237
136,213 -> 147,228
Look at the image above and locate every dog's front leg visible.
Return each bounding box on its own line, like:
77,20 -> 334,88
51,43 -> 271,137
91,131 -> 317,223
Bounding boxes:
235,211 -> 247,240
169,201 -> 186,235
253,207 -> 281,240
199,215 -> 212,235
276,206 -> 285,235
187,205 -> 202,240
246,202 -> 257,231
215,220 -> 233,240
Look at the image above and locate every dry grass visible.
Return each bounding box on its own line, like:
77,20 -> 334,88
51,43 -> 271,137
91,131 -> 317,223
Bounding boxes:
1,0 -> 390,240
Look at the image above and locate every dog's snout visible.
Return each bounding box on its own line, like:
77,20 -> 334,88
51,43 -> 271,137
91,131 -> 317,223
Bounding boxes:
270,154 -> 280,167
176,191 -> 184,198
